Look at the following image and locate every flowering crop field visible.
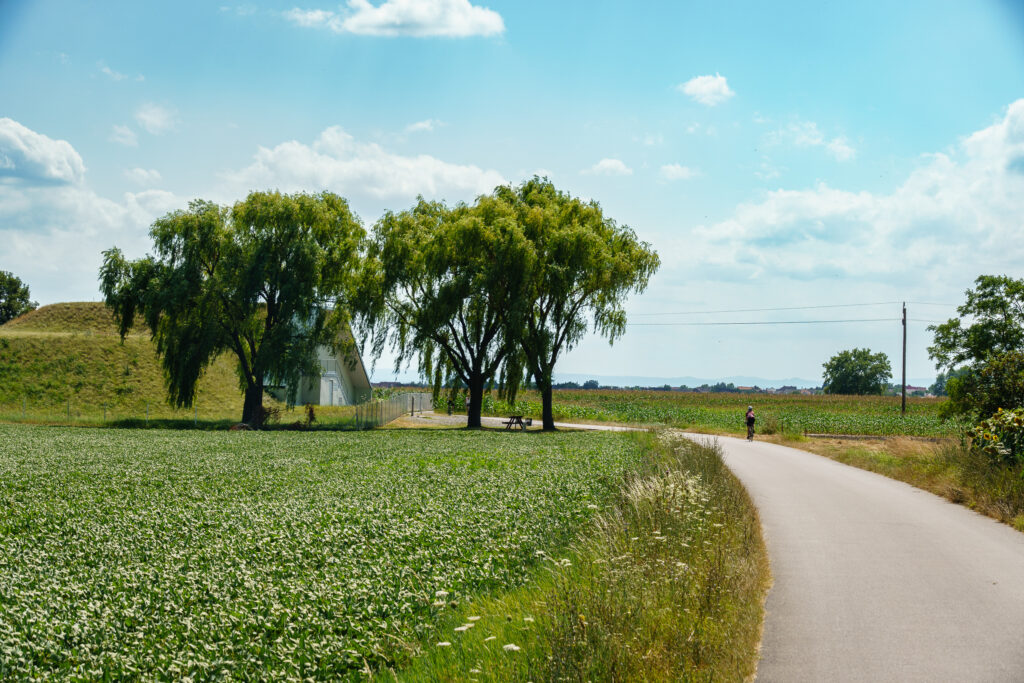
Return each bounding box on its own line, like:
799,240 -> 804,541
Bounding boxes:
0,425 -> 643,679
489,390 -> 956,437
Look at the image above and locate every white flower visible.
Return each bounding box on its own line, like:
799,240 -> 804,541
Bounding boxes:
467,616 -> 481,621
437,641 -> 451,647
484,636 -> 496,642
435,590 -> 449,598
503,643 -> 521,652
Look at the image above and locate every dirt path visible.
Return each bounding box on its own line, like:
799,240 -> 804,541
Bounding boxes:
399,411 -> 642,431
692,433 -> 1024,682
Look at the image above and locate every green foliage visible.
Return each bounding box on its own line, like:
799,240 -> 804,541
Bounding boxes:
363,195 -> 533,428
943,351 -> 1024,419
822,347 -> 892,395
928,277 -> 1024,419
99,191 -> 364,425
0,426 -> 643,679
929,367 -> 968,397
929,275 -> 1024,370
400,433 -> 768,682
483,389 -> 955,436
0,270 -> 37,325
494,178 -> 659,429
969,407 -> 1024,468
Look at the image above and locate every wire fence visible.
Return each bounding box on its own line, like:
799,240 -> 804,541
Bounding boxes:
0,392 -> 434,430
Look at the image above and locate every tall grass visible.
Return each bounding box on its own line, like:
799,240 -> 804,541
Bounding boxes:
391,432 -> 770,681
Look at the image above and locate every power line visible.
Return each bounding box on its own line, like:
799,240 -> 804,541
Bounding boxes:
629,317 -> 896,327
630,301 -> 901,317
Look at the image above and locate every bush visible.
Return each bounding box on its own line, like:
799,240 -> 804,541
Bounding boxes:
969,408 -> 1024,468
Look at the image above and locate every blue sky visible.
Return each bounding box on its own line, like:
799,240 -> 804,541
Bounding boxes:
2,0 -> 1023,385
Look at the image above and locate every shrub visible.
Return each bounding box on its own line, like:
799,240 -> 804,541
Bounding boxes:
969,408 -> 1024,468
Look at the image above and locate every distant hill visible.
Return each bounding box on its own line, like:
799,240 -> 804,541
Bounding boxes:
0,302 -> 243,420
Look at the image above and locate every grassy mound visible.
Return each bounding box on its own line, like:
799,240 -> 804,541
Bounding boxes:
2,301 -> 147,335
0,302 -> 243,421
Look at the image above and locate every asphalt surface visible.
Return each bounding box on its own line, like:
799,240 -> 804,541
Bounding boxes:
689,434 -> 1024,682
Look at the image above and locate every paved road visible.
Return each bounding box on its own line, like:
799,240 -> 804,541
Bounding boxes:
689,434 -> 1024,682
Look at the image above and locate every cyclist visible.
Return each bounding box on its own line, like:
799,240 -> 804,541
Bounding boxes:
745,405 -> 756,441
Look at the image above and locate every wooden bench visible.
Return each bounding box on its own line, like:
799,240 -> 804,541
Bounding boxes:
503,415 -> 532,430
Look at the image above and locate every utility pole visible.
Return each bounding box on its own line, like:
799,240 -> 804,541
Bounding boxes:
901,302 -> 907,416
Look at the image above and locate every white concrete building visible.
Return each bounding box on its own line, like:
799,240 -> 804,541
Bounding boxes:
268,337 -> 372,406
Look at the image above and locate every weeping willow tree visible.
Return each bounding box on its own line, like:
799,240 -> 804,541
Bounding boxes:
362,194 -> 533,429
99,191 -> 365,426
496,177 -> 659,430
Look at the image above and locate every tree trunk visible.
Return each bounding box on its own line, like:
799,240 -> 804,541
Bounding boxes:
541,386 -> 556,431
241,380 -> 264,427
466,375 -> 484,429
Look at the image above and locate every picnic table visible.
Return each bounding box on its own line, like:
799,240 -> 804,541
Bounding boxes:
503,415 -> 531,430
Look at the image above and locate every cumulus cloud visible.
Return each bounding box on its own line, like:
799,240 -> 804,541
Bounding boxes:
134,103 -> 178,135
0,119 -> 188,302
767,120 -> 856,162
109,125 -> 138,147
405,118 -> 443,133
671,99 -> 1024,287
0,118 -> 85,184
98,62 -> 144,82
125,168 -> 162,185
678,73 -> 734,106
581,158 -> 633,176
284,0 -> 504,37
223,125 -> 505,201
660,163 -> 699,181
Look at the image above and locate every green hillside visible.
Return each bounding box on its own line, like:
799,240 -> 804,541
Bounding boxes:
0,302 -> 245,422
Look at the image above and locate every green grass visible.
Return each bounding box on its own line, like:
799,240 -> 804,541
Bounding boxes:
395,431 -> 769,682
0,425 -> 646,679
0,302 -> 245,422
480,389 -> 956,437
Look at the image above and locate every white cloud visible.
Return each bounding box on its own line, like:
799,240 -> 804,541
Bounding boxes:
0,118 -> 85,184
284,0 -> 504,37
678,73 -> 734,106
671,99 -> 1024,287
223,125 -> 505,201
826,136 -> 856,162
581,158 -> 633,176
660,163 -> 699,181
108,125 -> 138,148
284,8 -> 337,27
405,118 -> 443,133
134,103 -> 178,135
635,133 -> 663,146
767,120 -> 856,162
125,168 -> 162,185
98,62 -> 144,82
